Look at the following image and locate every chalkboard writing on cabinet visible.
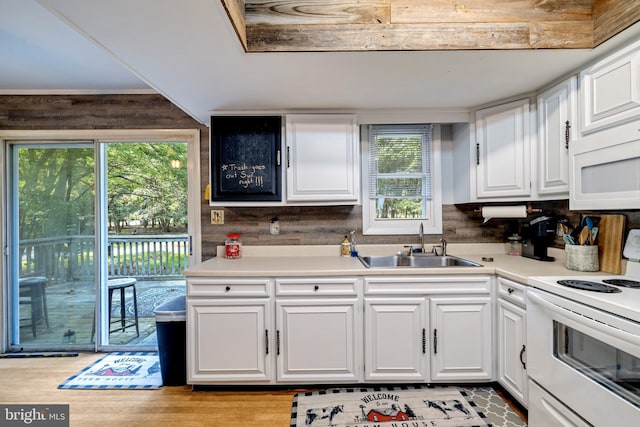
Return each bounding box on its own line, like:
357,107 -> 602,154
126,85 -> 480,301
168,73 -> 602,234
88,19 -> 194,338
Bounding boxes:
210,116 -> 282,201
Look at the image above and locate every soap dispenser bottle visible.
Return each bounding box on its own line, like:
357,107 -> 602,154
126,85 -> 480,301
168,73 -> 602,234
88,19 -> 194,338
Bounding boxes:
341,236 -> 351,257
349,230 -> 358,257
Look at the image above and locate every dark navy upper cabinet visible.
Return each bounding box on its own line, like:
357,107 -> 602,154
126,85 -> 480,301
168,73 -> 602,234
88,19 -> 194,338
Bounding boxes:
210,116 -> 282,202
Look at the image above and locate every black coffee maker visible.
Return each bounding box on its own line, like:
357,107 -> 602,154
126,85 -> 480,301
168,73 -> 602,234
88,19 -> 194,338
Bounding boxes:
521,215 -> 557,261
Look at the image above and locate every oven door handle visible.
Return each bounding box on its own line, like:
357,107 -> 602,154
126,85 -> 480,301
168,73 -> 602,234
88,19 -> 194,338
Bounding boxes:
528,290 -> 640,352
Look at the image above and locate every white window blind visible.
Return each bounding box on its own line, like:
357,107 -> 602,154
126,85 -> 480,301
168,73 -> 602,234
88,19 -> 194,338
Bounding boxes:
368,125 -> 433,218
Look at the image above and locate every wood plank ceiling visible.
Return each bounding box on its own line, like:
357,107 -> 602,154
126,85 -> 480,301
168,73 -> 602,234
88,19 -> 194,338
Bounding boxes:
221,0 -> 640,52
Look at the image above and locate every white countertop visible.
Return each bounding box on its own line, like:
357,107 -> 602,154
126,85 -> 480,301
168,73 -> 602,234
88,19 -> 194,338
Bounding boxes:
184,243 -> 620,283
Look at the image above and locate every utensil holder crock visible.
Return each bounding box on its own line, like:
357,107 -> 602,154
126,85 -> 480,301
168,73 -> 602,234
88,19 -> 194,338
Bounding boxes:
565,245 -> 599,272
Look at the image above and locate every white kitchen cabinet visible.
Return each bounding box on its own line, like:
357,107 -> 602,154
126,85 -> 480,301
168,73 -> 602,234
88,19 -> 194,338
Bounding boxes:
580,39 -> 640,135
569,120 -> 640,210
275,277 -> 362,383
187,278 -> 274,384
364,275 -> 492,383
497,277 -> 528,407
536,76 -> 577,196
430,297 -> 492,382
475,99 -> 532,199
187,273 -> 496,385
285,114 -> 360,203
364,297 -> 428,382
187,297 -> 273,384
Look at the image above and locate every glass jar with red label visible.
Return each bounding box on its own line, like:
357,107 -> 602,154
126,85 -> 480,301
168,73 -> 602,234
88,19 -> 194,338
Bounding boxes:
224,233 -> 242,259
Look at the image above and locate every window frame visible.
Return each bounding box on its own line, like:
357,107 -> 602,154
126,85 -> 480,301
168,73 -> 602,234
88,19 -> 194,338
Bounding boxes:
361,124 -> 442,235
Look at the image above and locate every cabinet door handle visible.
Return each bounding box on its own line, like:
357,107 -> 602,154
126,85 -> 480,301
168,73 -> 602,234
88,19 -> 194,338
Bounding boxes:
433,329 -> 438,355
225,286 -> 231,292
265,329 -> 269,355
314,285 -> 319,291
507,288 -> 514,294
565,120 -> 570,150
286,146 -> 291,168
476,143 -> 480,165
520,344 -> 526,370
276,330 -> 280,355
422,328 -> 426,354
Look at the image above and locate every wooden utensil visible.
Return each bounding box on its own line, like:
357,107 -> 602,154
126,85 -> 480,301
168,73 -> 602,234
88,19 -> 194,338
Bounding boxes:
578,227 -> 590,245
581,214 -> 626,274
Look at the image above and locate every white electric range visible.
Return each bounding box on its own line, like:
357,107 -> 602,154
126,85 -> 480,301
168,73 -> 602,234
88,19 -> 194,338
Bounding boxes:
528,258 -> 640,323
526,229 -> 640,427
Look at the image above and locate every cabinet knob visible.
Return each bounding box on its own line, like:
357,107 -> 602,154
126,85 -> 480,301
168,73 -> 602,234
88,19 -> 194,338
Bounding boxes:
508,288 -> 514,294
225,286 -> 231,292
314,285 -> 319,291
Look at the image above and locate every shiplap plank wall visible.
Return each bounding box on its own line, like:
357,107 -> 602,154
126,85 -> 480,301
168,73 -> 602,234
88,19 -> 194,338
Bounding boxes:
245,0 -> 390,24
593,0 -> 640,45
1,95 -> 638,259
237,0 -> 639,52
222,0 -> 248,50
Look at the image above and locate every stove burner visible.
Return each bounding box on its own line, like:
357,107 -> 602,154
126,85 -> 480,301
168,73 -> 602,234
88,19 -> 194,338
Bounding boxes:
602,279 -> 640,288
557,280 -> 622,293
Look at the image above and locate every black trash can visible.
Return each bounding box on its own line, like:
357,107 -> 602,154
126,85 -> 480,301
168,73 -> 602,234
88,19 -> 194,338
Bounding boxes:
154,295 -> 186,386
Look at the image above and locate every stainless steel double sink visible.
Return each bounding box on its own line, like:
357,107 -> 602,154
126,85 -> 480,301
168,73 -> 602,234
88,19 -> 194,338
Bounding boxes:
358,254 -> 482,268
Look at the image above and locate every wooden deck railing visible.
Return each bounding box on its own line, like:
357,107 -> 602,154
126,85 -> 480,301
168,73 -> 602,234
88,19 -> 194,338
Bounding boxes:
19,234 -> 189,281
108,235 -> 189,279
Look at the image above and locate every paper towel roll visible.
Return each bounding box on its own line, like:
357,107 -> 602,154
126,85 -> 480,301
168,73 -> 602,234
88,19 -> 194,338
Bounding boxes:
482,205 -> 528,223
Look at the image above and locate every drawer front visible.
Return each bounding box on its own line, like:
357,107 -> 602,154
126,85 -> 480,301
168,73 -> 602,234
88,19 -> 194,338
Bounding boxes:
276,277 -> 360,296
497,277 -> 526,306
365,275 -> 491,295
187,278 -> 272,297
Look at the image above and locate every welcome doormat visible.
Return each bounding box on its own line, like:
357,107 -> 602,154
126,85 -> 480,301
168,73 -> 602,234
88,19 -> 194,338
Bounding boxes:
291,386 -> 491,427
58,352 -> 162,389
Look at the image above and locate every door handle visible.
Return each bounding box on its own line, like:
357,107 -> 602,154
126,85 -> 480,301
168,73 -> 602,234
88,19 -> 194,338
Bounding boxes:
265,329 -> 269,355
520,344 -> 526,370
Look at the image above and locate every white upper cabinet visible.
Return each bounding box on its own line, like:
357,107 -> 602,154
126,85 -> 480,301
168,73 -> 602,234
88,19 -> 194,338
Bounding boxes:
475,99 -> 532,199
536,77 -> 577,196
285,114 -> 360,203
580,40 -> 640,135
570,120 -> 640,210
570,38 -> 640,210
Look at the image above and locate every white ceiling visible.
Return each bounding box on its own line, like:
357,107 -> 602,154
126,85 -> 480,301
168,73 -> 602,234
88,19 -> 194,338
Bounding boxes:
1,0 -> 639,125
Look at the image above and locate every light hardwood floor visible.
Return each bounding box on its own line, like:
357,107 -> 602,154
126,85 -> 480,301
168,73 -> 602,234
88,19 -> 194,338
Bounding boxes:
0,352 -> 301,426
0,352 -> 527,426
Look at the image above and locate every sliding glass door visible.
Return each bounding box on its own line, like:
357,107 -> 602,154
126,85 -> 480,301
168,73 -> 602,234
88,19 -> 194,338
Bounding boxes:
3,133 -> 198,352
9,143 -> 97,348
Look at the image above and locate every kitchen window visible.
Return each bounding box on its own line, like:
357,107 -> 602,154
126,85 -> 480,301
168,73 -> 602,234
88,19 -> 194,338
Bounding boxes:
361,124 -> 442,235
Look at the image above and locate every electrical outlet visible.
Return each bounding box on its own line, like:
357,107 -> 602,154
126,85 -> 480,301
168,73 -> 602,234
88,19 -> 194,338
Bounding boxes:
211,210 -> 224,224
270,218 -> 280,235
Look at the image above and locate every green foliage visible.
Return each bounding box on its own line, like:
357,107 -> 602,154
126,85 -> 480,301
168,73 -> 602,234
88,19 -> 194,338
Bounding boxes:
18,146 -> 95,240
374,135 -> 425,219
17,142 -> 188,240
108,143 -> 187,233
376,135 -> 422,173
109,252 -> 187,274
